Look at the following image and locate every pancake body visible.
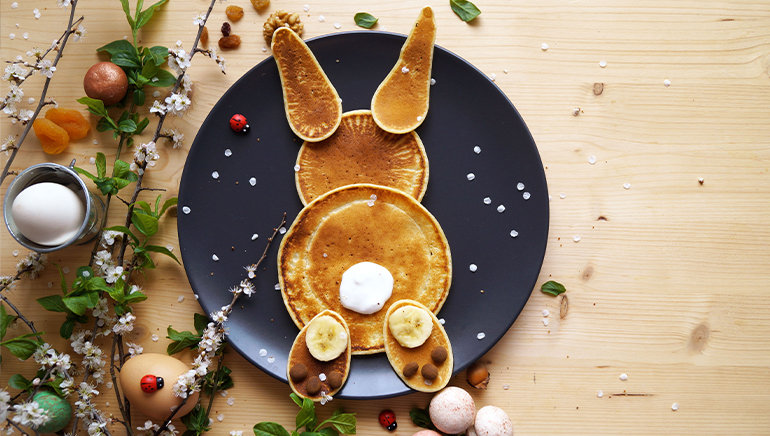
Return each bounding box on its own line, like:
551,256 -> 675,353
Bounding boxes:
371,6 -> 436,134
288,310 -> 351,401
272,27 -> 342,142
295,110 -> 429,205
384,299 -> 453,393
279,184 -> 452,354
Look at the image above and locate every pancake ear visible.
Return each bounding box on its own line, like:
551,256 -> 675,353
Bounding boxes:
371,6 -> 436,134
272,27 -> 343,142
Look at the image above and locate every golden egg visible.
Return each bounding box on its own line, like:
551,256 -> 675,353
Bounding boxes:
119,353 -> 199,420
83,62 -> 128,106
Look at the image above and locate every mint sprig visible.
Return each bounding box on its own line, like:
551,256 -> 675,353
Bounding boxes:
541,280 -> 567,296
254,394 -> 356,436
450,0 -> 481,22
354,12 -> 378,28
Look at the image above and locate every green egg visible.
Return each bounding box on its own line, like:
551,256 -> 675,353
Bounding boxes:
32,391 -> 72,434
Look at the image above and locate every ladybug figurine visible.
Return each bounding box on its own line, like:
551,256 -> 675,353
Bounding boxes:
229,114 -> 249,133
140,375 -> 164,393
378,410 -> 397,431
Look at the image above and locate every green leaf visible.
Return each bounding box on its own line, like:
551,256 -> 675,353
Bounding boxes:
317,412 -> 355,435
54,264 -> 67,295
76,266 -> 94,280
132,211 -> 159,237
136,0 -> 169,30
159,197 -> 178,218
95,152 -> 107,178
119,0 -> 136,29
151,69 -> 177,88
144,245 -> 180,264
540,280 -> 567,296
60,318 -> 76,339
203,365 -> 234,395
290,393 -> 303,408
296,397 -> 316,431
306,429 -> 338,436
94,178 -> 116,196
113,177 -> 133,191
9,374 -> 31,390
409,408 -> 437,431
63,292 -> 100,316
77,97 -> 110,118
135,117 -> 150,135
118,119 -> 138,133
148,46 -> 169,66
135,200 -> 154,216
194,313 -> 208,335
166,327 -> 201,354
74,167 -> 98,181
353,13 -> 378,29
36,295 -> 69,314
112,51 -> 142,69
182,404 -> 211,435
1,338 -> 39,360
254,423 -> 291,436
97,40 -> 136,56
113,159 -> 133,180
141,58 -> 161,80
450,0 -> 481,22
0,305 -> 16,340
133,89 -> 146,106
104,225 -> 140,245
96,117 -> 116,133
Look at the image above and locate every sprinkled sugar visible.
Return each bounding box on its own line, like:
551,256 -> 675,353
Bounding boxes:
497,205 -> 505,213
227,398 -> 235,406
294,164 -> 301,172
62,267 -> 70,274
573,235 -> 581,242
319,373 -> 327,381
318,15 -> 325,22
417,116 -> 422,121
89,157 -> 96,164
484,197 -> 491,204
469,264 -> 478,272
467,173 -> 475,181
178,295 -> 185,303
672,403 -> 679,411
217,414 -> 224,422
588,155 -> 596,164
249,177 -> 256,186
334,22 -> 341,29
664,79 -> 671,87
523,192 -> 531,200
224,149 -> 232,157
151,335 -> 159,342
267,356 -> 275,363
624,182 -> 631,189
489,73 -> 496,81
11,2 -> 18,9
541,42 -> 549,51
259,349 -> 267,357
510,230 -> 518,238
430,78 -> 436,85
212,254 -> 219,261
517,182 -> 525,191
542,319 -> 549,326
620,373 -> 628,381
477,332 -> 486,340
252,234 -> 258,240
279,227 -> 287,234
502,384 -> 510,390
474,145 -> 481,154
262,46 -> 267,52
438,318 -> 445,325
424,379 -> 432,386
597,390 -> 603,398
599,60 -> 607,68
274,283 -> 281,290
212,171 -> 219,179
12,250 -> 18,257
402,66 -> 410,74
559,193 -> 566,199
303,5 -> 310,12
542,309 -> 549,317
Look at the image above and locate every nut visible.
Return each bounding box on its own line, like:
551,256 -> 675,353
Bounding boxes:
263,10 -> 304,44
431,346 -> 448,364
306,376 -> 321,395
402,361 -> 419,378
289,363 -> 307,382
218,34 -> 242,49
327,371 -> 343,390
225,5 -> 244,21
250,0 -> 270,10
466,362 -> 489,389
421,363 -> 439,380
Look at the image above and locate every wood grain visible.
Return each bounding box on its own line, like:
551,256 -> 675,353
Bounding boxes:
2,1 -> 770,435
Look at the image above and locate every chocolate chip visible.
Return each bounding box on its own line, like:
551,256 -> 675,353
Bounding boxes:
431,346 -> 448,364
403,361 -> 419,378
306,376 -> 321,395
328,371 -> 344,389
421,363 -> 438,380
289,363 -> 307,382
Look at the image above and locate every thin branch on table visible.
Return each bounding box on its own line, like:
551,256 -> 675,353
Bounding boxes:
0,292 -> 37,333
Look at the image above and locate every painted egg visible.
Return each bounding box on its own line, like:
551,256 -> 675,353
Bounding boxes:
119,353 -> 198,420
32,391 -> 72,433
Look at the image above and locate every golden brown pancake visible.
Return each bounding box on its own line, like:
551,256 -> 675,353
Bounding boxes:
288,310 -> 351,401
295,110 -> 429,205
272,27 -> 342,142
384,299 -> 453,393
278,184 -> 452,354
371,6 -> 436,134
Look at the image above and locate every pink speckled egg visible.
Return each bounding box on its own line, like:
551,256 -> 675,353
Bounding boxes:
474,406 -> 513,436
412,431 -> 443,436
429,387 -> 476,434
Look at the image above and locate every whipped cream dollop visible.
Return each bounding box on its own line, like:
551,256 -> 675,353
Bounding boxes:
339,261 -> 394,314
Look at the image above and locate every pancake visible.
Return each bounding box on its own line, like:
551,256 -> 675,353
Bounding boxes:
371,6 -> 436,134
278,184 -> 452,354
384,299 -> 453,393
272,27 -> 342,142
295,110 -> 429,205
287,310 -> 351,401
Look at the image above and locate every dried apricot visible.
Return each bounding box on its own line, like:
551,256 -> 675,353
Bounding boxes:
45,108 -> 90,140
218,34 -> 242,49
200,26 -> 209,45
33,118 -> 70,155
225,5 -> 244,21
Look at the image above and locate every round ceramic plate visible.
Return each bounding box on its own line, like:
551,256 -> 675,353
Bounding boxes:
178,31 -> 548,399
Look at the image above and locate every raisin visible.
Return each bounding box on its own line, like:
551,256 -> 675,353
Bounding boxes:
218,34 -> 241,49
225,5 -> 244,21
250,0 -> 270,10
221,22 -> 231,37
45,108 -> 90,140
200,26 -> 209,45
33,118 -> 70,155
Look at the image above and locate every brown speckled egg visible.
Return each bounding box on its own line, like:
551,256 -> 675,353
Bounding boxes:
429,387 -> 476,434
119,353 -> 199,420
83,62 -> 128,106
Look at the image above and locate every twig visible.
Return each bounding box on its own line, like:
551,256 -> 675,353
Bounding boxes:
0,5 -> 84,186
5,419 -> 30,436
0,263 -> 36,294
109,335 -> 130,434
204,355 -> 224,418
0,292 -> 37,333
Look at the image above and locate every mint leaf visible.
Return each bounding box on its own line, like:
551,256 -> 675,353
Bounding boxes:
295,397 -> 316,431
151,69 -> 177,88
98,40 -> 136,56
166,327 -> 201,354
254,423 -> 290,436
450,0 -> 481,22
136,0 -> 169,30
77,97 -> 110,118
540,280 -> 567,296
353,13 -> 378,29
409,407 -> 437,431
132,211 -> 159,237
318,411 -> 355,435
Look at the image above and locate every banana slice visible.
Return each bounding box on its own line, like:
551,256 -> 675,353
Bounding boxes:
288,310 -> 351,401
384,300 -> 453,393
306,315 -> 348,361
388,304 -> 433,348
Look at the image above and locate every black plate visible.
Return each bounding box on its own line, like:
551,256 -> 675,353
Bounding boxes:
178,31 -> 548,399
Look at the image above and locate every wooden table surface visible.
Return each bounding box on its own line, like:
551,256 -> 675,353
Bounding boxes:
2,1 -> 769,434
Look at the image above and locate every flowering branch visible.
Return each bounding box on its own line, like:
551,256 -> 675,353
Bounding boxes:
0,0 -> 85,186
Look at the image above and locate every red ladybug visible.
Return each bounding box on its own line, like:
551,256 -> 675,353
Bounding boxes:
140,375 -> 164,393
229,114 -> 249,133
378,410 -> 397,431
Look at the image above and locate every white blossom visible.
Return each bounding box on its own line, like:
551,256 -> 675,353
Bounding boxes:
163,129 -> 185,149
320,392 -> 333,405
112,312 -> 136,335
7,85 -> 23,103
164,93 -> 191,116
150,99 -> 166,115
59,379 -> 75,397
127,342 -> 143,356
11,401 -> 50,429
88,421 -> 107,436
193,12 -> 207,26
92,298 -> 109,319
244,265 -> 256,279
131,141 -> 160,174
172,369 -> 199,399
57,0 -> 72,9
239,279 -> 255,296
104,266 -> 124,284
101,230 -> 122,246
38,60 -> 56,79
73,24 -> 87,42
181,73 -> 193,94
16,252 -> 46,278
211,310 -> 227,323
17,108 -> 34,122
168,42 -> 191,74
0,390 -> 10,422
1,135 -> 17,156
3,64 -> 27,82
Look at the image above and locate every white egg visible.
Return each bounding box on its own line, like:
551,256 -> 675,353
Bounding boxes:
11,182 -> 85,246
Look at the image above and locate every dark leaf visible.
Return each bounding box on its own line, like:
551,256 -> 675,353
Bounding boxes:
148,46 -> 169,66
118,119 -> 138,133
141,59 -> 161,81
144,245 -> 180,264
0,304 -> 17,340
113,158 -> 133,180
135,117 -> 150,135
296,397 -> 316,431
76,266 -> 95,280
181,404 -> 211,434
9,374 -> 31,391
151,69 -> 177,88
166,327 -> 200,354
353,13 -> 378,28
136,0 -> 169,29
540,280 -> 567,296
77,97 -> 110,118
96,117 -> 116,132
203,365 -> 234,395
36,295 -> 69,314
159,197 -> 178,218
97,40 -> 136,56
450,0 -> 481,22
254,423 -> 291,436
60,318 -> 76,339
94,178 -> 116,196
112,51 -> 142,69
1,338 -> 39,360
133,89 -> 146,106
318,412 -> 355,435
193,313 -> 208,335
409,408 -> 437,431
132,211 -> 159,237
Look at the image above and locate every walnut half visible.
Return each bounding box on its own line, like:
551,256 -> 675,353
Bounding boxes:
264,10 -> 304,44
